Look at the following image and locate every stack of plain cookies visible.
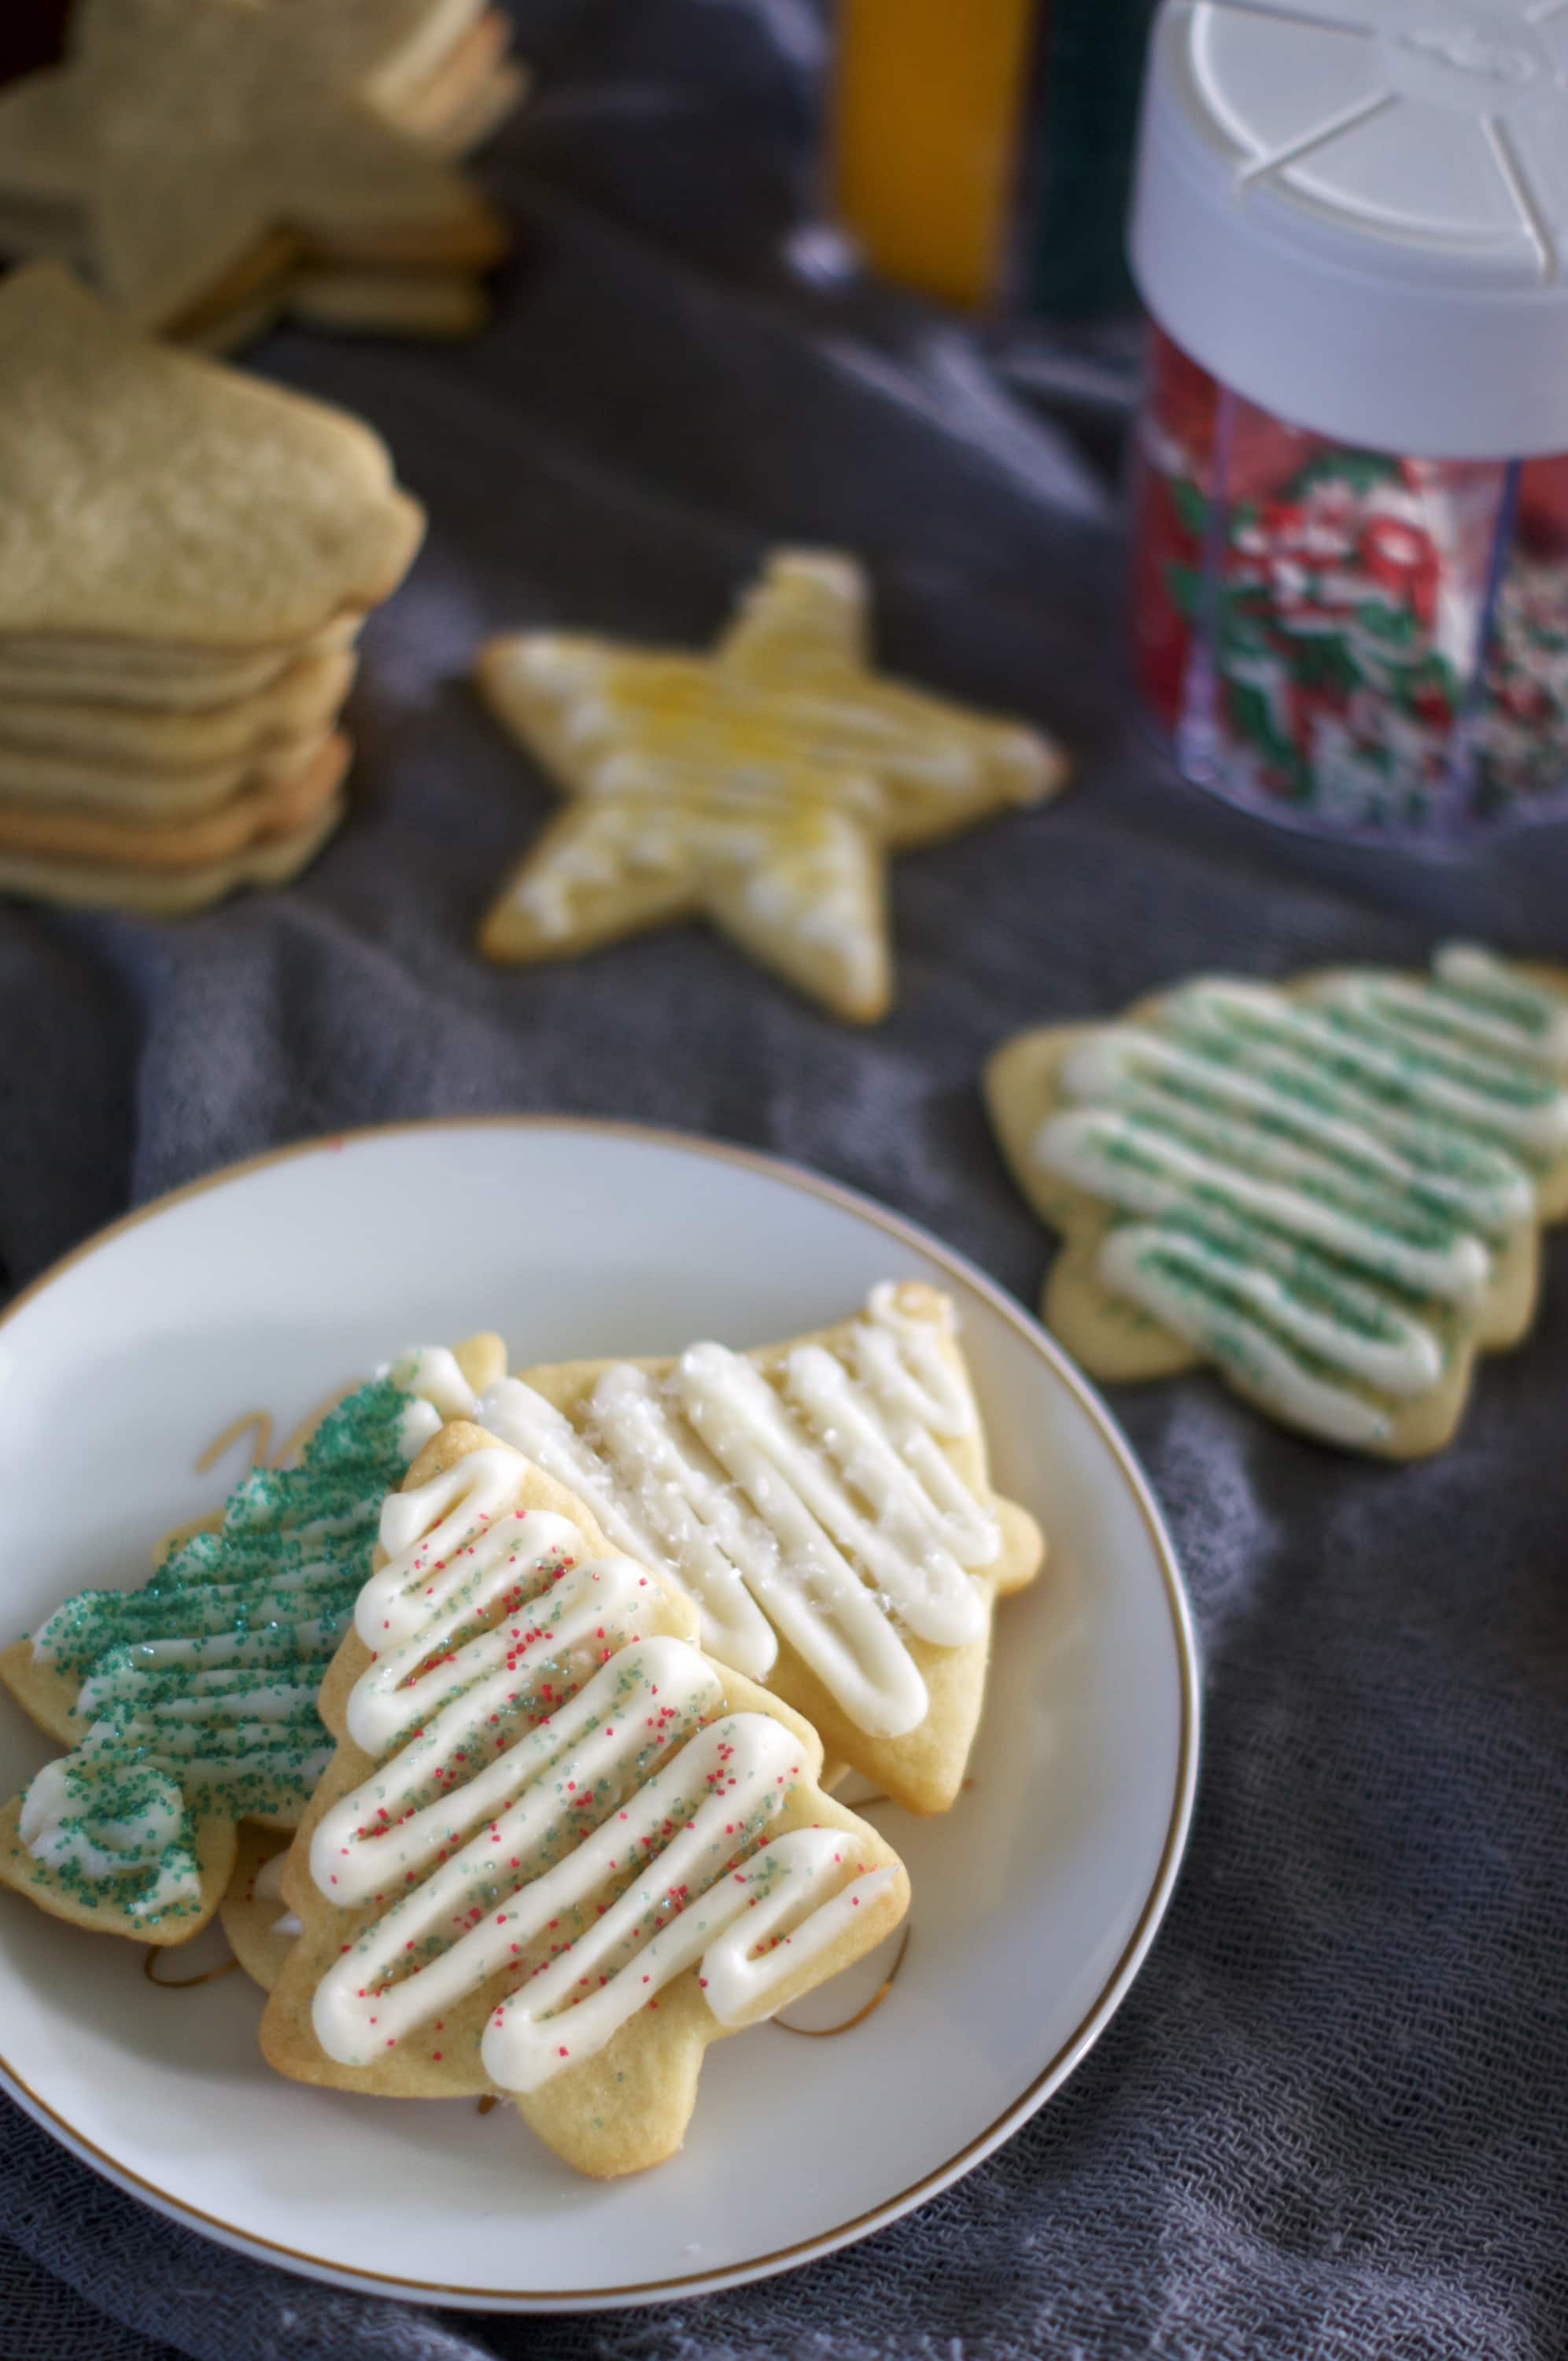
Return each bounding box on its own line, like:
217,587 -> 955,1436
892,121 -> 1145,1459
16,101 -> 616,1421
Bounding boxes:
0,264 -> 425,914
0,0 -> 526,348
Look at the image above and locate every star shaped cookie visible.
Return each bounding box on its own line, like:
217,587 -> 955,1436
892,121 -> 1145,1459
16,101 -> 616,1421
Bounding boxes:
0,0 -> 506,334
475,551 -> 1067,1022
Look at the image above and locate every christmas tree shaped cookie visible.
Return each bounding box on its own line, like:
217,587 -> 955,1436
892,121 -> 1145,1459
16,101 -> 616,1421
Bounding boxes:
986,945 -> 1568,1455
475,550 -> 1067,1022
473,1283 -> 1044,1811
261,1425 -> 909,2178
0,1338 -> 502,1943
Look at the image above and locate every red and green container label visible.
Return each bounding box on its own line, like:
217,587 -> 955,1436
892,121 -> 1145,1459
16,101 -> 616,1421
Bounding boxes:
1131,327 -> 1568,838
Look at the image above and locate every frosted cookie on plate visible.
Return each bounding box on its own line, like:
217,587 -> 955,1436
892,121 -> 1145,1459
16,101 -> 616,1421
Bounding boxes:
474,1281 -> 1044,1812
985,944 -> 1568,1456
0,1338 -> 503,1944
260,1426 -> 909,2178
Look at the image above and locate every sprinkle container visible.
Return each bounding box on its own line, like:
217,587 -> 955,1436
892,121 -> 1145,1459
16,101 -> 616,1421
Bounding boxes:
1127,0 -> 1568,842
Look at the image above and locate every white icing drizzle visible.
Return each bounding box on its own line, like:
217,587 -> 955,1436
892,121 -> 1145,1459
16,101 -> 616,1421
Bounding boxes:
582,1362 -> 779,1679
693,1830 -> 897,2026
1031,946 -> 1568,1442
474,1285 -> 996,1738
378,1345 -> 481,1423
19,1758 -> 200,1919
1433,944 -> 1568,1059
77,1695 -> 333,1792
1056,1027 -> 1536,1235
675,1343 -> 988,1645
516,637 -> 1017,807
1167,976 -> 1568,1159
1038,1104 -> 1490,1303
309,1454 -> 890,2094
1098,1229 -> 1394,1447
397,1399 -> 444,1460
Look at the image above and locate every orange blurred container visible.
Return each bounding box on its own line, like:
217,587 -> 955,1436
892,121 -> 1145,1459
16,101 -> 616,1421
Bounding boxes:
829,0 -> 1039,311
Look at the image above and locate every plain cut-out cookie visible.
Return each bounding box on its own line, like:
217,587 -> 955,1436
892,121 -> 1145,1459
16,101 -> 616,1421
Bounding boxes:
0,729 -> 347,873
0,265 -> 423,649
260,1425 -> 909,2178
986,945 -> 1568,1457
0,614 -> 364,714
0,778 -> 346,913
0,648 -> 354,778
0,0 -> 507,336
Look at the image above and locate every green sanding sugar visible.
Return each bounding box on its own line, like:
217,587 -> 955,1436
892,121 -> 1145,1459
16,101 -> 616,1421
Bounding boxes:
18,1373 -> 418,1923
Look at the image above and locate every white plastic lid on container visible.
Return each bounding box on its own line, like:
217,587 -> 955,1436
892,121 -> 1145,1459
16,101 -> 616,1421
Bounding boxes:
1129,0 -> 1568,460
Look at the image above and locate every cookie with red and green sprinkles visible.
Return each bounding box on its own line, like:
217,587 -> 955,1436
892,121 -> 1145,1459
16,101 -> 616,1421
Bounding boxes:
261,1422 -> 909,2178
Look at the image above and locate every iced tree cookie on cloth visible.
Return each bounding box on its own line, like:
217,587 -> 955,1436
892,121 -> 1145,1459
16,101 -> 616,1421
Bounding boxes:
261,1425 -> 909,2178
986,945 -> 1568,1455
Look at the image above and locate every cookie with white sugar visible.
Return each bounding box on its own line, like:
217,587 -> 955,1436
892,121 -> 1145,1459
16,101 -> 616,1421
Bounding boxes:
260,1425 -> 909,2178
0,1337 -> 504,1945
986,944 -> 1568,1457
474,1281 -> 1044,1814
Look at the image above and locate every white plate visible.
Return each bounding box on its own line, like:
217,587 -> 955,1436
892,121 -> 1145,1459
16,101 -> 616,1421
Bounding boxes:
0,1120 -> 1197,2310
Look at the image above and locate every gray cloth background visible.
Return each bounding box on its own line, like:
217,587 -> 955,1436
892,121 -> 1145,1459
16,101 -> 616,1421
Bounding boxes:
2,6 -> 1566,2356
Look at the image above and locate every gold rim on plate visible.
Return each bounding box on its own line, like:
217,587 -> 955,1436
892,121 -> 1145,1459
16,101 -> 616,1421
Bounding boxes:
0,1116 -> 1201,2308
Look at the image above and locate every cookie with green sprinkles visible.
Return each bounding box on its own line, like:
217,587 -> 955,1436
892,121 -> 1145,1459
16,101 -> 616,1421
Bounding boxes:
986,945 -> 1568,1457
0,1332 -> 505,1945
262,1423 -> 909,2178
